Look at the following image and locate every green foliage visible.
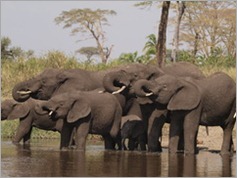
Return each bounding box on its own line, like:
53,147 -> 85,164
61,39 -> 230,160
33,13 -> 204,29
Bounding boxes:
1,36 -> 35,60
117,51 -> 151,64
143,34 -> 157,57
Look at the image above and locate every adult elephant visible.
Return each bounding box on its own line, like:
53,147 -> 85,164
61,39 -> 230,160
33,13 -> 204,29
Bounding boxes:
102,62 -> 205,152
35,90 -> 122,150
1,98 -> 63,144
12,63 -> 148,102
134,72 -> 236,155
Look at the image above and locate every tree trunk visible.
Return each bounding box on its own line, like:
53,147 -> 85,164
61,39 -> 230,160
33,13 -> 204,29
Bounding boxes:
156,1 -> 170,67
171,1 -> 186,63
193,31 -> 199,57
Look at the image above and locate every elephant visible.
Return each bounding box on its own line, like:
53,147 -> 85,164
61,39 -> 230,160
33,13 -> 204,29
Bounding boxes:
120,115 -> 146,150
102,62 -> 205,152
134,72 -> 236,155
35,90 -> 122,150
1,98 -> 63,144
12,63 -> 148,102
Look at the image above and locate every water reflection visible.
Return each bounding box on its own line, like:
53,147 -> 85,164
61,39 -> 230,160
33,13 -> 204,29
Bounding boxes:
1,140 -> 236,177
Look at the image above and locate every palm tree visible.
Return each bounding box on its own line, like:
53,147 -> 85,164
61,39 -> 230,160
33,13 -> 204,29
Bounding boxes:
143,34 -> 157,58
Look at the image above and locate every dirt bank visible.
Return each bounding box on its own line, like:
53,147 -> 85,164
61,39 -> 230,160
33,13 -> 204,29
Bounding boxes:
162,124 -> 236,151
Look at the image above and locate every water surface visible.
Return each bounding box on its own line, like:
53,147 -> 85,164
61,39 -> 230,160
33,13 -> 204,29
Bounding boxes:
1,139 -> 236,177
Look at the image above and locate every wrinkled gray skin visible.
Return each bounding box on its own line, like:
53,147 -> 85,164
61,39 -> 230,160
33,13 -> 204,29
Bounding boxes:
1,98 -> 63,144
103,62 -> 205,152
134,72 -> 236,155
12,64 -> 148,102
120,115 -> 146,150
35,91 -> 122,151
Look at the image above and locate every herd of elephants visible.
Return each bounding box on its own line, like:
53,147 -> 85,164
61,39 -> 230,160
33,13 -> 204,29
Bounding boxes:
1,62 -> 236,156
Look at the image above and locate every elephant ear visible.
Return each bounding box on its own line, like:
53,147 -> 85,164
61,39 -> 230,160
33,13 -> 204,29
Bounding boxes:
56,72 -> 68,83
67,100 -> 91,123
8,103 -> 30,120
167,80 -> 201,111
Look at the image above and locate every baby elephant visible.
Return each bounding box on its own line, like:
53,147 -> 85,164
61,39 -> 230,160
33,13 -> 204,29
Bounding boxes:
35,91 -> 122,150
121,115 -> 146,151
1,98 -> 63,144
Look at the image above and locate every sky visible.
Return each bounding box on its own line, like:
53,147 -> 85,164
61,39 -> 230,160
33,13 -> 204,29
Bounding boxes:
1,1 -> 175,62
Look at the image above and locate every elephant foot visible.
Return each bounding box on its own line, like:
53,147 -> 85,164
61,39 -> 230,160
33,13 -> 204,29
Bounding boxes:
148,143 -> 162,152
12,141 -> 21,145
220,151 -> 233,157
61,147 -> 70,151
184,149 -> 198,155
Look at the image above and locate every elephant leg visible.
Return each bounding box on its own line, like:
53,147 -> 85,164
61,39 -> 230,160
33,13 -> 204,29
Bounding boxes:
128,138 -> 136,150
183,111 -> 200,155
60,121 -> 74,149
23,127 -> 33,144
147,110 -> 166,152
12,118 -> 33,144
169,112 -> 184,154
138,134 -> 147,151
220,105 -> 236,155
177,129 -> 184,151
75,121 -> 91,151
103,134 -> 116,150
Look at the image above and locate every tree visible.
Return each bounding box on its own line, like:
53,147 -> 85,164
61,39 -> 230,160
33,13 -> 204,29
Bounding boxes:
1,37 -> 13,59
143,34 -> 157,57
76,46 -> 99,62
135,1 -> 171,67
171,1 -> 186,62
180,2 -> 236,59
156,1 -> 170,67
1,36 -> 33,60
55,8 -> 116,64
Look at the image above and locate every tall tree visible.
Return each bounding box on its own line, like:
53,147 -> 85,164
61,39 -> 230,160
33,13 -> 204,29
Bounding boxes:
55,8 -> 116,64
171,1 -> 186,62
156,1 -> 170,67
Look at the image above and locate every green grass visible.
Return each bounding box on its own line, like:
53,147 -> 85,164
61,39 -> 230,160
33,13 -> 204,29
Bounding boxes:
1,51 -> 235,139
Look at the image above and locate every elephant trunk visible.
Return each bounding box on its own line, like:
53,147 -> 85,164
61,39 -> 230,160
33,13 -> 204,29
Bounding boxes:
103,71 -> 129,94
133,79 -> 154,97
34,101 -> 53,116
12,79 -> 41,102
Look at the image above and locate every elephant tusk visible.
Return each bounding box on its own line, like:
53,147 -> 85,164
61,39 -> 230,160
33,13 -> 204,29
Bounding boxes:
49,111 -> 53,116
112,86 -> 126,94
17,90 -> 32,95
145,92 -> 153,96
98,90 -> 105,94
234,112 -> 236,118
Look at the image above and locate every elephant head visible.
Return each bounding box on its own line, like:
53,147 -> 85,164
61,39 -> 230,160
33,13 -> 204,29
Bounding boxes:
102,65 -> 165,95
103,70 -> 134,95
12,69 -> 68,102
134,75 -> 201,111
1,99 -> 30,120
35,92 -> 91,123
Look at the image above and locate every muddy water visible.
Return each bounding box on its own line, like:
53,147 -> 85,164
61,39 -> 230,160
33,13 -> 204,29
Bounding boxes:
1,139 -> 236,177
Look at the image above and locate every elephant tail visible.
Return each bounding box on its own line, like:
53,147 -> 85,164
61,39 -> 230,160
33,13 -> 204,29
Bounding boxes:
205,126 -> 209,136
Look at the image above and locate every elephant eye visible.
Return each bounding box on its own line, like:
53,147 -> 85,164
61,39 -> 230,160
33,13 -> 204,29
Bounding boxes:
41,79 -> 46,85
163,85 -> 167,90
59,103 -> 64,106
